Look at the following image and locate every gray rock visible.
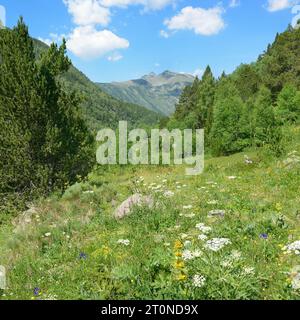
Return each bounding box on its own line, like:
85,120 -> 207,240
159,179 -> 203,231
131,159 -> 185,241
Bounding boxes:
13,207 -> 37,233
113,194 -> 154,219
208,209 -> 226,218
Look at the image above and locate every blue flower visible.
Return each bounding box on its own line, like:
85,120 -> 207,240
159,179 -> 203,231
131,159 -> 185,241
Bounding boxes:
260,233 -> 268,239
33,287 -> 40,296
79,252 -> 87,259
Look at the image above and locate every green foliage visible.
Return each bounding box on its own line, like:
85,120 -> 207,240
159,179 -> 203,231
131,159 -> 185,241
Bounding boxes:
275,85 -> 300,124
210,79 -> 249,156
0,18 -> 94,211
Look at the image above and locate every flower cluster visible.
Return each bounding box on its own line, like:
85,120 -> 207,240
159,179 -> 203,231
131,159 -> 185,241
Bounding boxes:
195,223 -> 212,234
192,275 -> 206,288
182,249 -> 202,261
117,239 -> 130,246
204,238 -> 231,252
283,240 -> 300,255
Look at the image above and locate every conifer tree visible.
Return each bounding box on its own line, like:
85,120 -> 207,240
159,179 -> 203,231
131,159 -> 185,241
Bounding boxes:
0,18 -> 94,209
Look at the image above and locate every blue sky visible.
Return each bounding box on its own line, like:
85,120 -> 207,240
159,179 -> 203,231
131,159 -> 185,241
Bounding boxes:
0,0 -> 299,82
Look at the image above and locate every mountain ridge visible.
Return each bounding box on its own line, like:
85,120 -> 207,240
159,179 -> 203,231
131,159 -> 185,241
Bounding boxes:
98,71 -> 194,115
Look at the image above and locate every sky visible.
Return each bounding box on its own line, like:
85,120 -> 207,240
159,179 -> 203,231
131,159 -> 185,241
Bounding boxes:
0,0 -> 300,82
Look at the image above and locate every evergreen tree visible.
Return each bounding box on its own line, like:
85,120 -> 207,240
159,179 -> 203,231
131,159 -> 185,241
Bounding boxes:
0,18 -> 94,210
195,66 -> 216,133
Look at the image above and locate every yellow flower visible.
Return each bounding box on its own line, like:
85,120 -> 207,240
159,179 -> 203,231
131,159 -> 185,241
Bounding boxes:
174,260 -> 185,269
174,240 -> 183,250
175,251 -> 182,257
275,203 -> 282,212
176,274 -> 187,281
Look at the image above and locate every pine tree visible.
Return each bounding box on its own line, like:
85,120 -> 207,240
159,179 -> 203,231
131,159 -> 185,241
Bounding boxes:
195,66 -> 216,133
0,18 -> 94,210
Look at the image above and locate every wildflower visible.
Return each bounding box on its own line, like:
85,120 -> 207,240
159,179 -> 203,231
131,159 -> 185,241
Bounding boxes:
33,287 -> 40,296
204,238 -> 231,252
44,232 -> 51,237
174,240 -> 183,250
180,233 -> 188,239
192,275 -> 206,288
183,205 -> 193,210
283,241 -> 300,255
198,234 -> 208,241
182,249 -> 202,260
175,252 -> 182,258
207,200 -> 218,205
117,239 -> 130,246
227,176 -> 237,180
259,233 -> 268,240
176,273 -> 187,281
195,223 -> 212,234
79,252 -> 87,260
164,190 -> 174,198
174,260 -> 185,269
182,250 -> 194,261
243,267 -> 255,275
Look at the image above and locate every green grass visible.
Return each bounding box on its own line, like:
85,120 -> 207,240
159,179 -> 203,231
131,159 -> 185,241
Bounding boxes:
1,127 -> 300,300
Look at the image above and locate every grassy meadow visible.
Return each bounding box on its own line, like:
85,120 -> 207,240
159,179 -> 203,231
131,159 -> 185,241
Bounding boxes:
1,126 -> 300,300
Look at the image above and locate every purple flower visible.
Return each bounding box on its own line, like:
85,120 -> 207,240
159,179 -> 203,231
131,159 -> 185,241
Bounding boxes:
79,252 -> 87,260
260,233 -> 268,239
33,287 -> 40,296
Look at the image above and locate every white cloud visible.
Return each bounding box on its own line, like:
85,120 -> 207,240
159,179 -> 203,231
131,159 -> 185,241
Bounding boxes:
267,0 -> 297,11
100,0 -> 175,11
160,29 -> 170,38
164,6 -> 225,36
107,52 -> 124,61
38,33 -> 66,46
63,0 -> 111,26
67,25 -> 129,59
229,0 -> 240,8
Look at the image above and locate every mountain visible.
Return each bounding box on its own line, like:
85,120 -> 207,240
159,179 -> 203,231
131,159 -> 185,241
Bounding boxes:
98,71 -> 195,115
33,39 -> 161,131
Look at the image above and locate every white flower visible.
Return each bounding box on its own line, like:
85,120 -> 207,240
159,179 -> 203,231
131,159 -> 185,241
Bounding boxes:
195,223 -> 212,234
117,239 -> 130,246
182,249 -> 202,260
198,234 -> 208,241
181,233 -> 188,239
162,179 -> 167,183
283,241 -> 300,255
204,238 -> 231,252
164,190 -> 174,198
193,275 -> 206,288
182,250 -> 194,260
44,232 -> 51,237
183,205 -> 193,209
207,200 -> 218,205
227,176 -> 237,180
231,250 -> 242,260
243,267 -> 255,275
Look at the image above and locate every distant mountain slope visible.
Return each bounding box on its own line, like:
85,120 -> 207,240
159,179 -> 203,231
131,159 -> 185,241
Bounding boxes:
98,71 -> 194,115
34,39 -> 161,131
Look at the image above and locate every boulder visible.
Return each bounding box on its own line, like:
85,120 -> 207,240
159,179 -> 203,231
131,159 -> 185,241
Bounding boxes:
113,194 -> 154,219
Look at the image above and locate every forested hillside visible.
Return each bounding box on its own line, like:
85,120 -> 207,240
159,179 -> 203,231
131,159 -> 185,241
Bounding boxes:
99,71 -> 194,115
168,25 -> 300,156
34,40 -> 161,131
